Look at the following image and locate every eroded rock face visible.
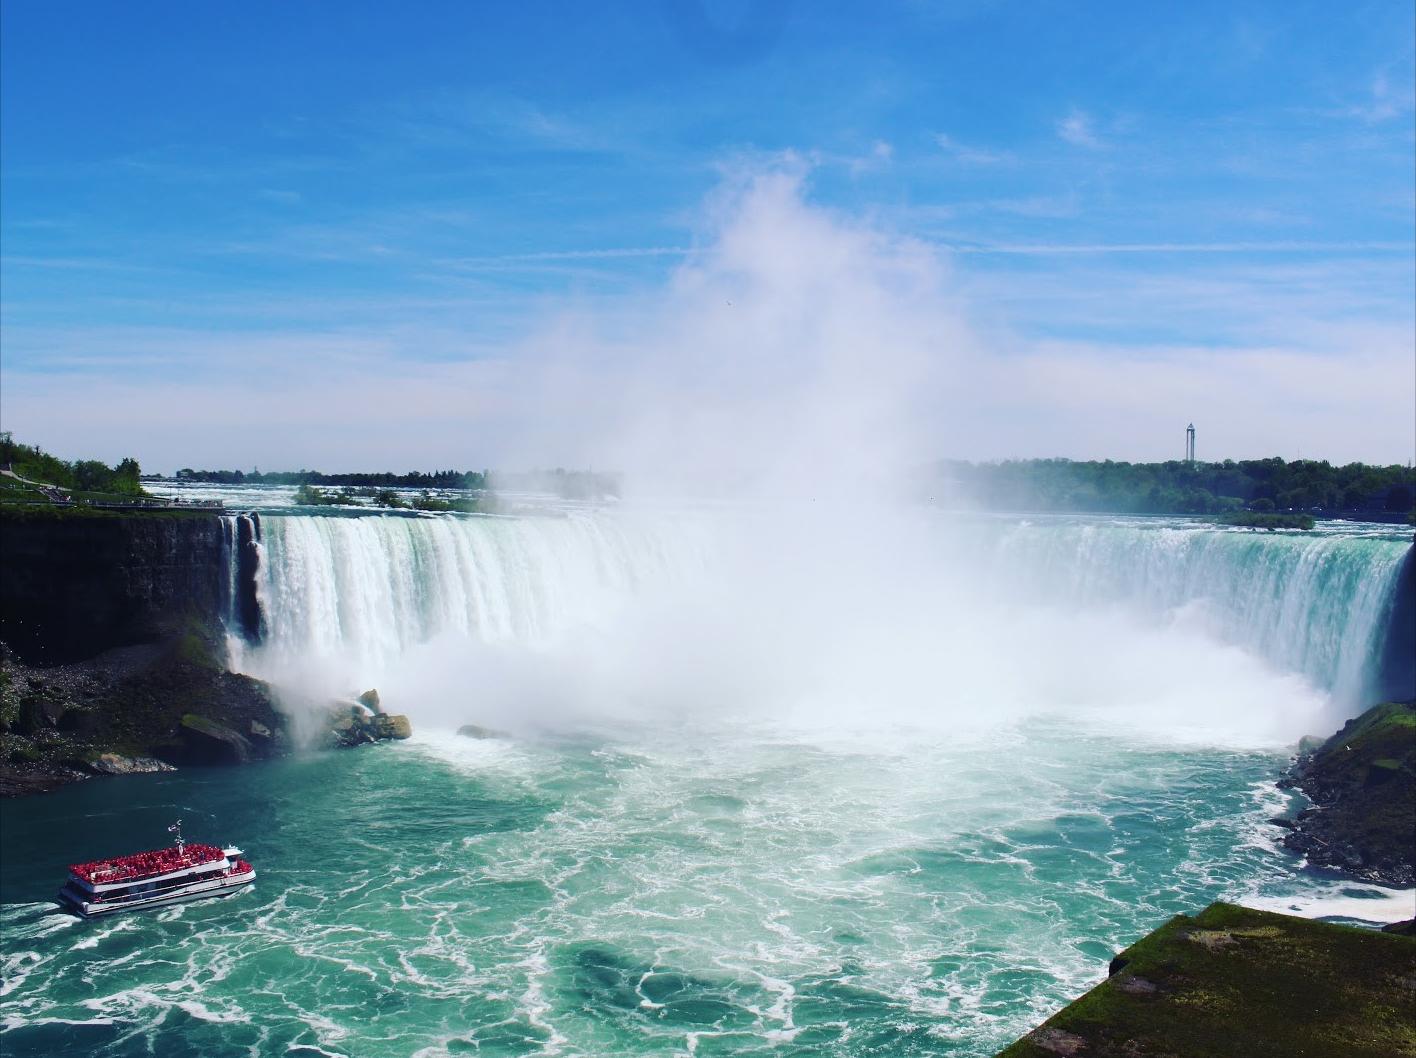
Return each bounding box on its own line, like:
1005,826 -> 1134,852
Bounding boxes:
0,514 -> 234,665
179,715 -> 254,765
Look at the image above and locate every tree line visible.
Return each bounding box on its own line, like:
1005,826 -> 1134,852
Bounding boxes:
175,468 -> 490,490
934,458 -> 1415,516
174,466 -> 621,499
0,437 -> 145,496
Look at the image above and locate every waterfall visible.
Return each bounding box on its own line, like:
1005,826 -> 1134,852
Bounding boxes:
247,510 -> 711,676
238,508 -> 1411,718
983,519 -> 1411,709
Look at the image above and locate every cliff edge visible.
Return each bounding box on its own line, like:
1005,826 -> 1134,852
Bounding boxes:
1279,700 -> 1416,886
997,902 -> 1416,1058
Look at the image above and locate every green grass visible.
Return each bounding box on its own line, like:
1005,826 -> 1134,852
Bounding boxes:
1213,511 -> 1316,530
0,502 -> 216,520
997,902 -> 1416,1057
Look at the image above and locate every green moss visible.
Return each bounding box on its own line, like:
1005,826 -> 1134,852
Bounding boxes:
998,903 -> 1416,1058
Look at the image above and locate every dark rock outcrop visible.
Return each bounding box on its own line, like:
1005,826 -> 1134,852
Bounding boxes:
1277,701 -> 1416,886
0,632 -> 289,796
178,714 -> 254,765
0,511 -> 247,665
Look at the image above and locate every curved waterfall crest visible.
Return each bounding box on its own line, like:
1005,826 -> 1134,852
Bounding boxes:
229,509 -> 1411,715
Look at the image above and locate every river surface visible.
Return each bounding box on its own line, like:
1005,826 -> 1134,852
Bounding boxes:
2,504 -> 1412,1056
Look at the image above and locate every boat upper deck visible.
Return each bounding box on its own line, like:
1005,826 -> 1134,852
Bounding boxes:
69,843 -> 226,886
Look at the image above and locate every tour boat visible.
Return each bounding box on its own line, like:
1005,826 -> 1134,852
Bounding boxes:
57,821 -> 255,918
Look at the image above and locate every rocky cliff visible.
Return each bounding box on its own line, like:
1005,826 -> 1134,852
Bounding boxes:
0,509 -> 410,795
0,510 -> 259,665
1277,700 -> 1416,886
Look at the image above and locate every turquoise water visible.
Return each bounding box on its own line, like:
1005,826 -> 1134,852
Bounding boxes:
3,509 -> 1411,1056
0,718 -> 1397,1057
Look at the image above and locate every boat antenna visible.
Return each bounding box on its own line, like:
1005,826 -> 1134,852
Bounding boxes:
168,819 -> 185,852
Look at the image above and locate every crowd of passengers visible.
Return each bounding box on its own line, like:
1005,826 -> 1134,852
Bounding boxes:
72,844 -> 223,884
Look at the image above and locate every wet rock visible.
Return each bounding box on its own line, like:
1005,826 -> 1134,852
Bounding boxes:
329,715 -> 375,747
357,688 -> 382,713
371,714 -> 411,740
89,753 -> 176,776
249,719 -> 272,739
179,714 -> 254,764
325,709 -> 410,746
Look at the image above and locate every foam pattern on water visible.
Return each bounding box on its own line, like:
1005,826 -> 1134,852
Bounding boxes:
3,722 -> 1399,1058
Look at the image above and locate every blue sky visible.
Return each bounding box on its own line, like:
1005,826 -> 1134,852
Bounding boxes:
2,1 -> 1412,473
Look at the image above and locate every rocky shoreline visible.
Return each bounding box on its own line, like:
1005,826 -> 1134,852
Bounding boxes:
1275,700 -> 1415,887
0,507 -> 414,796
995,700 -> 1416,1055
0,635 -> 412,797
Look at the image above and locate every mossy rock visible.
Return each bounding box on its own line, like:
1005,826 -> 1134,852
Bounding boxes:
1282,701 -> 1416,885
998,902 -> 1416,1058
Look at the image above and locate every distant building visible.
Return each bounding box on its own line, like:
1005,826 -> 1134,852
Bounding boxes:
1185,423 -> 1196,464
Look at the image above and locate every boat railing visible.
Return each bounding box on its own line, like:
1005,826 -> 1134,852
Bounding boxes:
82,863 -> 249,907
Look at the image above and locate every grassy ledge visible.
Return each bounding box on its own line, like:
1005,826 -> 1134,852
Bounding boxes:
996,902 -> 1416,1058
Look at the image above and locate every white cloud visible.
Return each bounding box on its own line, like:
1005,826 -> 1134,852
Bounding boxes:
1056,108 -> 1102,148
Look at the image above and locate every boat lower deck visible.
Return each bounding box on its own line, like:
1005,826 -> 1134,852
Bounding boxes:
59,867 -> 256,918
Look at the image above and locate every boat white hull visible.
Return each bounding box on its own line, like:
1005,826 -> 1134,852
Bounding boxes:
59,868 -> 255,918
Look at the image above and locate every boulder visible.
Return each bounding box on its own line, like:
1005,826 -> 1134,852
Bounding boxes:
89,753 -> 177,776
329,715 -> 375,747
179,714 -> 254,765
372,714 -> 412,740
321,694 -> 409,746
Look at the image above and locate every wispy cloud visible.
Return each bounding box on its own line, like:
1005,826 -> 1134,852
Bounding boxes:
1338,71 -> 1416,123
848,140 -> 895,176
934,133 -> 1009,165
1056,108 -> 1102,148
